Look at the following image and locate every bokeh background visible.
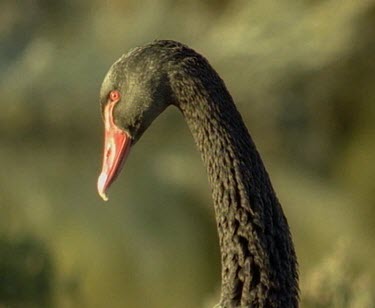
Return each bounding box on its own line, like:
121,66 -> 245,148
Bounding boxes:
1,0 -> 374,307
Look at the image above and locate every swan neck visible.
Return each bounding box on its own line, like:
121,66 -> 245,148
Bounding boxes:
170,60 -> 299,307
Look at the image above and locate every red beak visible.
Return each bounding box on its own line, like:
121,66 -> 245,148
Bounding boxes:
97,100 -> 131,201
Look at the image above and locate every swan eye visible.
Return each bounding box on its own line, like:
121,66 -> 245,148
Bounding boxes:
109,90 -> 121,102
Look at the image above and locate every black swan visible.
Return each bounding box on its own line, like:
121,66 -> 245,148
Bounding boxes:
97,40 -> 299,307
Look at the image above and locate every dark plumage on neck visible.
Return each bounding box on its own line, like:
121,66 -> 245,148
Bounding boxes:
168,47 -> 298,307
99,40 -> 299,307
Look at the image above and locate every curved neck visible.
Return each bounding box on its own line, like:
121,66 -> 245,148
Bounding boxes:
170,62 -> 299,307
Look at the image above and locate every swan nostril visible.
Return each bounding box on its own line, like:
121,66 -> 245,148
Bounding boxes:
106,148 -> 111,158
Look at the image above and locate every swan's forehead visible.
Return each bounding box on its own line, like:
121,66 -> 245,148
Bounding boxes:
100,44 -> 168,100
100,71 -> 114,97
100,58 -> 125,98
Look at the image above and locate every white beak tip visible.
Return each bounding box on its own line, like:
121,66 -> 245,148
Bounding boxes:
97,173 -> 109,202
99,191 -> 109,202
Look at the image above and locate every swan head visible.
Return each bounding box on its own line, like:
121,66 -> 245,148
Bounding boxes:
97,41 -> 176,201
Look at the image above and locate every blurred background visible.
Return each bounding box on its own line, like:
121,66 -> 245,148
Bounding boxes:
1,0 -> 374,307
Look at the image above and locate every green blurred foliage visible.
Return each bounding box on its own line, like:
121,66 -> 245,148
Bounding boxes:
302,241 -> 375,308
0,236 -> 53,307
0,0 -> 374,307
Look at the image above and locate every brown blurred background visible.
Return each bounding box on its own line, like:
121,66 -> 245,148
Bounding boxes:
0,0 -> 374,307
